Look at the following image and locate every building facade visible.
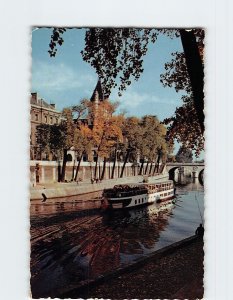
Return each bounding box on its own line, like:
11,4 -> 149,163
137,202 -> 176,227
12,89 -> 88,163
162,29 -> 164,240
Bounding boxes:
30,80 -> 111,159
30,92 -> 62,160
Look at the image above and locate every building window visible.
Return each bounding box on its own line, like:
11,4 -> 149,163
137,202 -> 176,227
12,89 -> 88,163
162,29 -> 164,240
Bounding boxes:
50,116 -> 53,124
83,152 -> 88,162
45,115 -> 47,123
56,117 -> 58,124
67,154 -> 73,162
135,200 -> 137,204
35,114 -> 38,121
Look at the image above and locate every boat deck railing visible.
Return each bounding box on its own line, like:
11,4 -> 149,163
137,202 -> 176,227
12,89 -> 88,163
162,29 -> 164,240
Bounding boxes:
104,186 -> 174,198
104,189 -> 148,198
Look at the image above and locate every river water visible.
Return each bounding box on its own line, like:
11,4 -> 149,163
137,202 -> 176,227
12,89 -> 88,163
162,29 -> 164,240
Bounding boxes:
30,179 -> 204,298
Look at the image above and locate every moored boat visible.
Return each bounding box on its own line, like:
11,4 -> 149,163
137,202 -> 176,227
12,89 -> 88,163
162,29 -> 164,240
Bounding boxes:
102,180 -> 175,210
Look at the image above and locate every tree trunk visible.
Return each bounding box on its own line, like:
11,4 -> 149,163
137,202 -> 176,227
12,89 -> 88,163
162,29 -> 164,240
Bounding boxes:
144,161 -> 149,175
71,157 -> 75,181
74,152 -> 83,181
120,149 -> 130,178
61,148 -> 68,182
94,154 -> 99,179
100,157 -> 107,180
139,159 -> 144,175
180,29 -> 205,134
152,162 -> 157,175
58,160 -> 61,182
133,164 -> 136,176
111,148 -> 117,179
149,161 -> 153,175
157,152 -> 161,173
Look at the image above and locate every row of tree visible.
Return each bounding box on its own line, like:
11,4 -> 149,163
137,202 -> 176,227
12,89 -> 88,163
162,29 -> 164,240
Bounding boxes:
35,99 -> 173,182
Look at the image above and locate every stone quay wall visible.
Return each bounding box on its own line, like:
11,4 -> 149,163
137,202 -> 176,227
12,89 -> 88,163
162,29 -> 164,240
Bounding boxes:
30,174 -> 169,201
30,160 -> 161,186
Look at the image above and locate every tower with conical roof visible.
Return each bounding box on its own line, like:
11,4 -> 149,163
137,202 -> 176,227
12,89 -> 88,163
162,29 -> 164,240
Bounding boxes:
89,79 -> 109,127
90,79 -> 109,102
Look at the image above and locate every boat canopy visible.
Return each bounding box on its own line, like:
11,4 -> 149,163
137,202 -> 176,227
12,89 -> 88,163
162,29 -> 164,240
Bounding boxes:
112,180 -> 174,190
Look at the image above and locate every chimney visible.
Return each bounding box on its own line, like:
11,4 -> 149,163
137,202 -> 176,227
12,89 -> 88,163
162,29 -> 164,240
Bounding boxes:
31,92 -> 37,103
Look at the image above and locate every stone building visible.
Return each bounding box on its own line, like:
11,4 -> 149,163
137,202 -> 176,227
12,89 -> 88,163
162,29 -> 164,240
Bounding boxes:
30,80 -> 107,162
30,92 -> 61,160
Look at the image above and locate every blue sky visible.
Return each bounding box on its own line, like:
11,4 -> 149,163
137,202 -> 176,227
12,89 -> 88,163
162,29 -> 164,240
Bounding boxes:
31,28 -> 184,120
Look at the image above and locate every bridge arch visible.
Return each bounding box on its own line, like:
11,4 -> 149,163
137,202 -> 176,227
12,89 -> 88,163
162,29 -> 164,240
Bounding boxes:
198,169 -> 204,185
168,167 -> 179,181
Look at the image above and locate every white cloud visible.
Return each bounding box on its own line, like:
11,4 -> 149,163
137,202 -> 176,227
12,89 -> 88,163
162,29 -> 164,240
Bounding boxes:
113,90 -> 177,109
32,61 -> 96,92
111,89 -> 179,119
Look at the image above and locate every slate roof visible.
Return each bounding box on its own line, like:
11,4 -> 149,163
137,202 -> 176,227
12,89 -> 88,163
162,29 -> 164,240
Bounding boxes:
30,93 -> 57,111
90,79 -> 109,102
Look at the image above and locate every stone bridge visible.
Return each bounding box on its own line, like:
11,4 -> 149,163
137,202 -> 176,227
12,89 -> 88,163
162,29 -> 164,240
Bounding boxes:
165,162 -> 205,182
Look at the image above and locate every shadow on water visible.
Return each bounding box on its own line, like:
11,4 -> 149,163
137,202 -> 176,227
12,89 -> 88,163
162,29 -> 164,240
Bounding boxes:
30,181 -> 204,298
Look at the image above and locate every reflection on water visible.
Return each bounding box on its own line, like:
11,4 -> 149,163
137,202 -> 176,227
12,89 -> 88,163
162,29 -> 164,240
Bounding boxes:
30,191 -> 102,216
30,180 -> 204,298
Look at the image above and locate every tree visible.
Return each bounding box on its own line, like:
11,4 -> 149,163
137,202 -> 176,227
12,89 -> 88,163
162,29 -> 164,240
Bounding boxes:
70,99 -> 93,181
48,27 -> 205,151
35,124 -> 51,160
89,100 -> 123,180
163,100 -> 204,157
59,100 -> 91,182
35,123 -> 68,180
121,116 -> 143,177
73,124 -> 93,181
161,30 -> 204,156
120,115 -> 171,176
59,108 -> 75,182
179,29 -> 204,135
176,146 -> 193,163
139,115 -> 171,175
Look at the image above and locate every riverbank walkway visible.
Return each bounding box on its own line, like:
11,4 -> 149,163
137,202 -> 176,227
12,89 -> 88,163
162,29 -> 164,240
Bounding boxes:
30,174 -> 169,200
61,236 -> 204,299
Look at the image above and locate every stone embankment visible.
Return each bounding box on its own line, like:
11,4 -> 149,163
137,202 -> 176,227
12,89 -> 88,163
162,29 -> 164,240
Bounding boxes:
61,235 -> 204,299
30,174 -> 169,201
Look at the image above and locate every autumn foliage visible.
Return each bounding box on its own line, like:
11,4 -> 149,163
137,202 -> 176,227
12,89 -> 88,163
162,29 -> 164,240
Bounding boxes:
36,97 -> 170,180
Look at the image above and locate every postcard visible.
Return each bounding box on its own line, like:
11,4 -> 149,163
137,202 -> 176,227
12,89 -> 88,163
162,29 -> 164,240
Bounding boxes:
29,27 -> 205,299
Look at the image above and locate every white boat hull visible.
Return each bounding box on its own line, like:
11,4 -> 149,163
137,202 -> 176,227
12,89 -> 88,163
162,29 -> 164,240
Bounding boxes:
107,188 -> 175,209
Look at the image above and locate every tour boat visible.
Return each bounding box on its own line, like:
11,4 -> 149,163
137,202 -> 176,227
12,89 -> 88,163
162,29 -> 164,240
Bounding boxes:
102,180 -> 175,210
